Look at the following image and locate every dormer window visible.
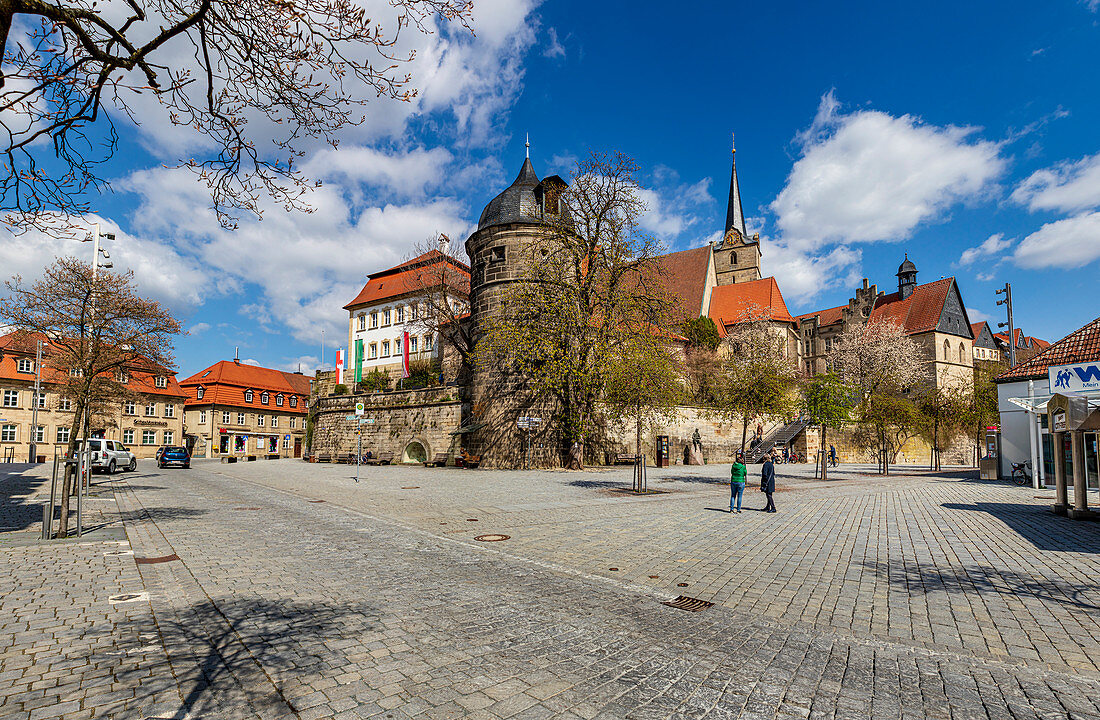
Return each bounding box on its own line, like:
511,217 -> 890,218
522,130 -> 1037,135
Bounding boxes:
244,389 -> 254,402
197,386 -> 205,400
16,358 -> 33,373
276,394 -> 284,407
155,376 -> 167,388
261,391 -> 269,405
290,396 -> 298,408
118,371 -> 129,383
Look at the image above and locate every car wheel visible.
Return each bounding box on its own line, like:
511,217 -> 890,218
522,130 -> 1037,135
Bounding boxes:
108,460 -> 116,474
127,457 -> 136,472
184,464 -> 190,469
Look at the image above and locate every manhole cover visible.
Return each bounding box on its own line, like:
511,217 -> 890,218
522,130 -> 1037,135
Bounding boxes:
662,596 -> 714,612
108,592 -> 149,604
474,534 -> 510,542
135,554 -> 179,565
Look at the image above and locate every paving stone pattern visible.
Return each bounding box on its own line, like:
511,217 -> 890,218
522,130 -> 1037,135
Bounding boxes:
3,459 -> 1100,719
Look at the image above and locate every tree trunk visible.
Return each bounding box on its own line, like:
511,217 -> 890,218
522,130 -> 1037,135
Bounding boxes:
56,401 -> 87,538
820,424 -> 828,482
881,426 -> 890,476
740,417 -> 748,454
567,440 -> 584,470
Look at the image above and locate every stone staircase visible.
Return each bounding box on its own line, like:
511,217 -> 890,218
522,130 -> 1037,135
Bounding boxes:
746,418 -> 810,463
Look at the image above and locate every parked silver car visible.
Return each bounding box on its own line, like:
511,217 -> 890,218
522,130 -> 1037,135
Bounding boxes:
73,438 -> 137,474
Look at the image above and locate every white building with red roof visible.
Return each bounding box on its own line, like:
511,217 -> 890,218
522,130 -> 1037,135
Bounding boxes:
179,359 -> 311,458
342,246 -> 470,386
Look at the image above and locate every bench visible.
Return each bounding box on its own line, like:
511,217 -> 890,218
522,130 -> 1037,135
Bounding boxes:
424,452 -> 449,467
458,449 -> 481,469
221,456 -> 238,464
336,452 -> 355,464
316,453 -> 333,463
614,453 -> 638,465
365,451 -> 393,466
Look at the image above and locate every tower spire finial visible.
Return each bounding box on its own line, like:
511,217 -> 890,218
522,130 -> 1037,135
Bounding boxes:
731,132 -> 736,154
525,132 -> 530,159
724,132 -> 746,239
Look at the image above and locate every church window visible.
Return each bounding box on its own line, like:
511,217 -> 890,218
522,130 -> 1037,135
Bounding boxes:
959,343 -> 965,363
943,339 -> 950,360
730,251 -> 737,265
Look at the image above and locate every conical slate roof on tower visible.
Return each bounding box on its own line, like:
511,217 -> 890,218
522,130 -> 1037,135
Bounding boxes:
723,135 -> 747,239
477,157 -> 542,230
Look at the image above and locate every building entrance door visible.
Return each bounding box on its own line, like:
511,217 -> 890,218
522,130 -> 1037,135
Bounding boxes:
1086,433 -> 1099,490
219,435 -> 229,454
293,438 -> 302,458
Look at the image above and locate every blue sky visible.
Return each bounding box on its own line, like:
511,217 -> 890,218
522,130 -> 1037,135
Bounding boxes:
4,0 -> 1099,376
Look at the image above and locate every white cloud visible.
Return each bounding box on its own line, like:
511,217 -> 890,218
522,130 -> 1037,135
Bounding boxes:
762,245 -> 862,305
303,146 -> 453,196
1013,211 -> 1100,269
242,358 -> 261,366
958,233 -> 1013,266
638,174 -> 714,244
543,27 -> 566,60
1011,152 -> 1100,214
277,355 -> 323,374
772,92 -> 1005,251
188,322 -> 211,334
967,307 -> 992,323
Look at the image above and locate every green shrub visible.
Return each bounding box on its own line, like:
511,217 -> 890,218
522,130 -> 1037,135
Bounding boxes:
357,370 -> 391,393
332,384 -> 348,395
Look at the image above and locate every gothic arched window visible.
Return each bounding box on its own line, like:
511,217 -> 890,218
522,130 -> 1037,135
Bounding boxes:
943,339 -> 950,360
730,251 -> 738,265
959,343 -> 965,363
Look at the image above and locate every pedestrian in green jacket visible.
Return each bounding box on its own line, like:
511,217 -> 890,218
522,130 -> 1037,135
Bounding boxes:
730,452 -> 747,513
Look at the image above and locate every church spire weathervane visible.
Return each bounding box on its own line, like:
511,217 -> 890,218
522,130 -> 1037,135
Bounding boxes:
525,133 -> 530,159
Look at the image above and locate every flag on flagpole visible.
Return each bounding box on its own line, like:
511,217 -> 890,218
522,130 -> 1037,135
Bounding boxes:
334,348 -> 344,385
402,331 -> 411,379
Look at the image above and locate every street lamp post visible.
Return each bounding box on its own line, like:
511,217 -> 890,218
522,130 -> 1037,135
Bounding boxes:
995,283 -> 1016,368
27,338 -> 45,463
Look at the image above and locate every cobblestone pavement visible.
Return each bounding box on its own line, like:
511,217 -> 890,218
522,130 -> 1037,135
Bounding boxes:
2,459 -> 1100,719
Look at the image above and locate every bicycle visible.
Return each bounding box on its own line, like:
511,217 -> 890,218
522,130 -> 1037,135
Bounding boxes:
1010,461 -> 1032,486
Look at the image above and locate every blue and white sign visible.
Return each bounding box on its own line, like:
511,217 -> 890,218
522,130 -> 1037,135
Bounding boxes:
1048,362 -> 1100,394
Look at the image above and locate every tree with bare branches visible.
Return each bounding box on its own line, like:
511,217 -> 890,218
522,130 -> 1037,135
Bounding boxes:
0,256 -> 181,536
827,320 -> 925,474
0,0 -> 471,231
404,234 -> 472,379
473,152 -> 675,469
712,304 -> 799,454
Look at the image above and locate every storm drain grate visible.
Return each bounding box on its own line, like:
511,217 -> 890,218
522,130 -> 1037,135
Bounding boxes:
135,554 -> 179,565
474,534 -> 510,542
662,596 -> 714,612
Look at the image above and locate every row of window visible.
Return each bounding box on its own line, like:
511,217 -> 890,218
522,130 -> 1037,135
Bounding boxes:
199,410 -> 298,429
12,359 -> 171,388
356,303 -> 422,332
803,337 -> 835,356
354,335 -> 433,363
0,425 -> 172,446
195,386 -> 299,408
0,390 -> 175,417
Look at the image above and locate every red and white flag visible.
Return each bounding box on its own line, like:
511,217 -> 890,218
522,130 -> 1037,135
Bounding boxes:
401,331 -> 411,379
334,348 -> 344,385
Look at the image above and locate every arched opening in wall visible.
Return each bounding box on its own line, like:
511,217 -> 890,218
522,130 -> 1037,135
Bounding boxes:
730,251 -> 737,265
402,441 -> 427,464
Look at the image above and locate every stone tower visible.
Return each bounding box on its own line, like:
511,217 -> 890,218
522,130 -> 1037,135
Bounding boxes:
463,149 -> 569,467
897,254 -> 918,300
712,135 -> 761,286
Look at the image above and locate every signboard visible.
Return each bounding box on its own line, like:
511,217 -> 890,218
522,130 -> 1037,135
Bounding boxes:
1049,362 -> 1100,395
345,414 -> 357,420
359,418 -> 374,425
1052,408 -> 1067,432
355,402 -> 365,416
517,416 -> 542,430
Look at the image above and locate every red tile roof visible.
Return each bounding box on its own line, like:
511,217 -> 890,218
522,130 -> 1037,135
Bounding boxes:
344,251 -> 470,310
708,277 -> 794,335
795,304 -> 848,327
0,331 -> 187,398
995,316 -> 1100,382
650,246 -> 713,319
970,322 -> 986,338
993,328 -> 1049,350
869,278 -> 955,334
179,360 -> 311,412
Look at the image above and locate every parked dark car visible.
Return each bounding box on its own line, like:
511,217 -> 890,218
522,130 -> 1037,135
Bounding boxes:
157,446 -> 191,469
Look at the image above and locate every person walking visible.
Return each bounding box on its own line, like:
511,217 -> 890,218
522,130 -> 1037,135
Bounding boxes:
730,452 -> 747,513
761,456 -> 776,513
829,445 -> 838,468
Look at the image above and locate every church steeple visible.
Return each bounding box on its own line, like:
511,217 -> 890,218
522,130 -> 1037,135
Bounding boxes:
724,132 -> 747,239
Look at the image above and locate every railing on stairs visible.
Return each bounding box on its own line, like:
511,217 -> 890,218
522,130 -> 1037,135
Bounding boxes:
746,418 -> 811,463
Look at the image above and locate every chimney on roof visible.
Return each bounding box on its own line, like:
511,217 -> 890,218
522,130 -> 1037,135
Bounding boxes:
234,346 -> 240,365
438,233 -> 450,257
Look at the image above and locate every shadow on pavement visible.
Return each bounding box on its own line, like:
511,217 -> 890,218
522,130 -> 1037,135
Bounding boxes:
941,501 -> 1100,553
77,596 -> 380,719
860,557 -> 1100,612
0,467 -> 47,531
117,506 -> 211,524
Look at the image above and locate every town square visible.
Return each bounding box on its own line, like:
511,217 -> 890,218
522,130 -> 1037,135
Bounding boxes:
2,0 -> 1100,718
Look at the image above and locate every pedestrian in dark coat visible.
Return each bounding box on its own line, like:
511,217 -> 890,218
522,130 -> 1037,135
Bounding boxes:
761,458 -> 776,513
